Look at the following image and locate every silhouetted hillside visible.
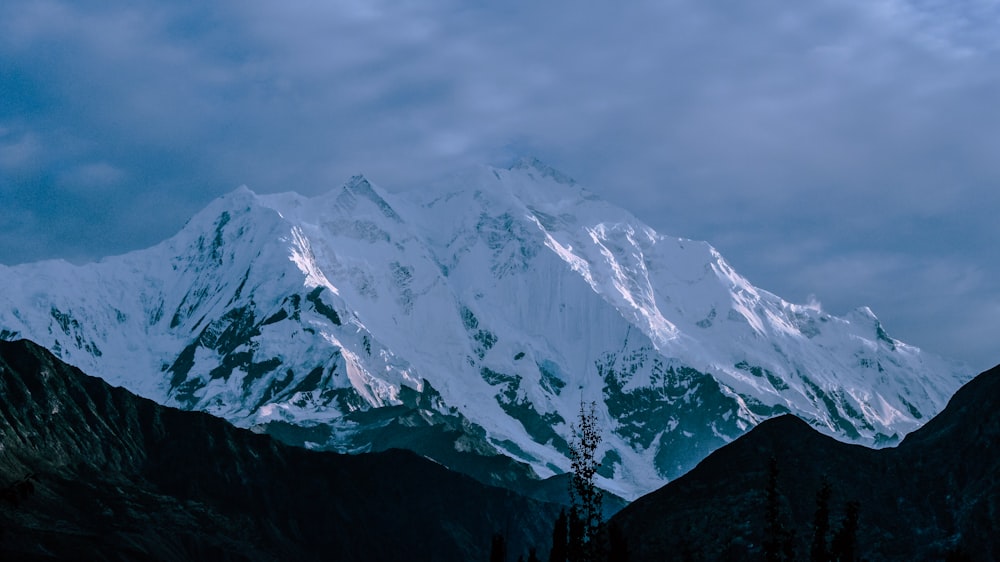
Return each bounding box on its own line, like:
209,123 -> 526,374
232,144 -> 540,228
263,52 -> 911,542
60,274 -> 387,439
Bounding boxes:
0,339 -> 559,561
612,363 -> 1000,561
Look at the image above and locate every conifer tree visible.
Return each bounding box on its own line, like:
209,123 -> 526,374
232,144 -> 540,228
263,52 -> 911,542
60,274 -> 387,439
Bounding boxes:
762,457 -> 795,562
810,479 -> 832,562
567,507 -> 585,562
549,509 -> 568,562
491,533 -> 508,562
0,474 -> 36,540
0,473 -> 36,509
607,521 -> 629,562
944,547 -> 973,562
829,500 -> 859,562
568,400 -> 604,562
763,457 -> 783,562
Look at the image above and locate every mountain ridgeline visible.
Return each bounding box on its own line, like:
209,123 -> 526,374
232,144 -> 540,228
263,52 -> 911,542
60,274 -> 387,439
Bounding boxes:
2,340 -> 996,561
0,159 -> 969,499
611,362 -> 1000,561
0,339 -> 560,561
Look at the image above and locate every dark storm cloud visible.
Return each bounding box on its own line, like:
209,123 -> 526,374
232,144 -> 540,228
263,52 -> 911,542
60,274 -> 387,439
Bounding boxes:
1,0 -> 997,369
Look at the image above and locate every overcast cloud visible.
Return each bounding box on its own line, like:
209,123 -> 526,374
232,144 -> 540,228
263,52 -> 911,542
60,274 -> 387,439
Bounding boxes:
1,0 -> 998,371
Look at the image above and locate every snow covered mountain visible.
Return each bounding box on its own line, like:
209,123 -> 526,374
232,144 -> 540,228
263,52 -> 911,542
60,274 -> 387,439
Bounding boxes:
0,159 -> 970,499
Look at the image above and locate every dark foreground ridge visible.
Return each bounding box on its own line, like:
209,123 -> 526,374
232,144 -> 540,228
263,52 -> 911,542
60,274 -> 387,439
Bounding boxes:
611,362 -> 1000,561
0,339 -> 559,561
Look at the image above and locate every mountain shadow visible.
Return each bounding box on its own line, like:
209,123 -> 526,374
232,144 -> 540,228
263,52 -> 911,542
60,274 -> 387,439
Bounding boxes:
610,362 -> 1000,562
0,339 -> 560,561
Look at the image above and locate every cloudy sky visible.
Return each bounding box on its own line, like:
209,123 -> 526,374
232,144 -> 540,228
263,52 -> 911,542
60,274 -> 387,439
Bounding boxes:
1,0 -> 998,371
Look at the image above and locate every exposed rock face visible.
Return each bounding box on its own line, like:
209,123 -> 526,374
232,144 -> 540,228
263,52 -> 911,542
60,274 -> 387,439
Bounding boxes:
0,339 -> 559,561
611,362 -> 1000,561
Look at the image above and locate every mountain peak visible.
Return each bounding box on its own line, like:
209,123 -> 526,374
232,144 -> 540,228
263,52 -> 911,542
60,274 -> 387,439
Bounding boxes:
486,159 -> 607,218
509,157 -> 577,186
345,173 -> 372,190
340,174 -> 402,222
230,184 -> 256,196
213,184 -> 260,208
0,163 -> 971,501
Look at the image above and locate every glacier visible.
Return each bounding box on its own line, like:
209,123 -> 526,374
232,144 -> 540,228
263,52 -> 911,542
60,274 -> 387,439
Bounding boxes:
0,158 -> 970,499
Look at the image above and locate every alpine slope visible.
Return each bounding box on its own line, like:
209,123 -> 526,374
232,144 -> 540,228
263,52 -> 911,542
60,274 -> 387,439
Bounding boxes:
0,158 -> 969,499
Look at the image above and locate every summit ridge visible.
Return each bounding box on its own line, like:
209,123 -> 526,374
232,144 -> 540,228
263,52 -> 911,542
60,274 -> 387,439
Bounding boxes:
0,163 -> 969,499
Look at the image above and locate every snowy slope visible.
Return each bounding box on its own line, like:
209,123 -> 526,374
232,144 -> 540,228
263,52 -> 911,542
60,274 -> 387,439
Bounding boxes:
0,159 -> 970,499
